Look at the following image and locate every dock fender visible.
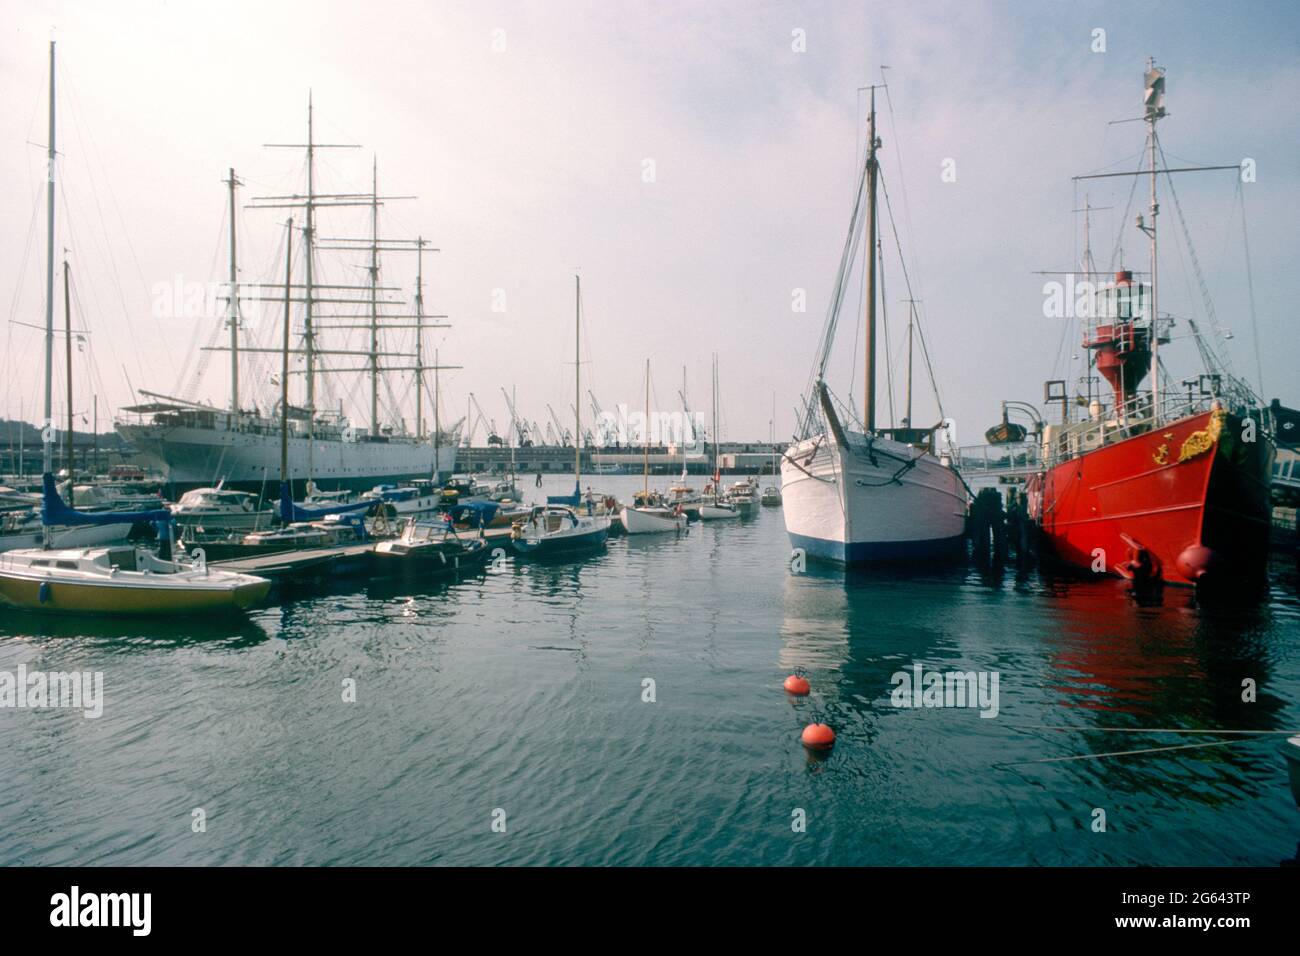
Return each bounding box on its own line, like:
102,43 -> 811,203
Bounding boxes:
38,581 -> 51,604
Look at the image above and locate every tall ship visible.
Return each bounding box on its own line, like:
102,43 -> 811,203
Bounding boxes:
116,99 -> 459,494
1022,61 -> 1274,588
782,85 -> 968,564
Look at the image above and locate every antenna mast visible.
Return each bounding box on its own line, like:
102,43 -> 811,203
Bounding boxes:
1144,58 -> 1163,422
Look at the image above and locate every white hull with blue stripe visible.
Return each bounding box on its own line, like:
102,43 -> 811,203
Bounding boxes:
781,430 -> 967,565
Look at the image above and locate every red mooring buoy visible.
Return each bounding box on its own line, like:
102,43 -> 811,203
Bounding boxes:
801,723 -> 835,750
783,674 -> 811,695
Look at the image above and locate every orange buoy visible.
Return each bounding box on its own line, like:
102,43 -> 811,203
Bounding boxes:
800,723 -> 835,750
783,674 -> 811,695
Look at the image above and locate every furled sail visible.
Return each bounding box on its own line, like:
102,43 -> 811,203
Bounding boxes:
278,482 -> 374,523
546,481 -> 581,507
41,472 -> 172,527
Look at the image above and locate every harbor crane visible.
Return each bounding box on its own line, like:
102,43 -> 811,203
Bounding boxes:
572,404 -> 594,447
500,387 -> 534,447
547,404 -> 573,447
465,392 -> 502,446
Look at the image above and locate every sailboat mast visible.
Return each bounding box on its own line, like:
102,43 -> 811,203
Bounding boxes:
42,41 -> 55,478
864,86 -> 879,433
280,218 -> 294,485
225,167 -> 241,414
304,95 -> 317,481
369,158 -> 380,437
711,353 -> 719,478
415,237 -> 425,440
643,359 -> 650,496
574,274 -> 581,487
433,347 -> 440,482
905,300 -> 914,427
63,259 -> 73,504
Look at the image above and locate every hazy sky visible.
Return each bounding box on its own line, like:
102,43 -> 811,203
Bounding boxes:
2,0 -> 1297,447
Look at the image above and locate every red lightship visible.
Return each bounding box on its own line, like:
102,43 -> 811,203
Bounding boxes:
1023,62 -> 1274,588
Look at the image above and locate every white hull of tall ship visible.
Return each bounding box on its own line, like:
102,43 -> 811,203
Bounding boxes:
620,506 -> 687,535
0,519 -> 130,554
115,420 -> 458,493
781,430 -> 967,564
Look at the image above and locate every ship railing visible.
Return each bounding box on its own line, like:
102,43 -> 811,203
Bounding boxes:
1041,391 -> 1217,468
954,442 -> 1042,475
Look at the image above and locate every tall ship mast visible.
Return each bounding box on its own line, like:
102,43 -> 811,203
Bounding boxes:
116,99 -> 461,494
1021,60 -> 1274,588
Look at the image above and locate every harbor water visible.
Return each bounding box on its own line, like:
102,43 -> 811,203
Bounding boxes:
2,474 -> 1298,866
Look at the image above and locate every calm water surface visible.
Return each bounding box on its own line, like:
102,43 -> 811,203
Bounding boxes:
2,474 -> 1298,865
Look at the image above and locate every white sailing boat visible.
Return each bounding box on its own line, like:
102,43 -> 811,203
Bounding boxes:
782,86 -> 967,564
513,274 -> 609,554
698,356 -> 738,521
621,360 -> 686,535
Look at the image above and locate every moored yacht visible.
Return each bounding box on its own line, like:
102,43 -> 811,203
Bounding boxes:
782,86 -> 967,564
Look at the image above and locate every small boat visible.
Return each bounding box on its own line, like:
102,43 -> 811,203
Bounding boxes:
698,497 -> 739,520
371,516 -> 492,576
0,508 -> 131,553
620,502 -> 687,534
361,480 -> 442,516
724,480 -> 758,515
514,276 -> 611,554
761,397 -> 783,506
242,512 -> 369,550
0,543 -> 270,614
0,475 -> 270,615
622,360 -> 688,535
512,504 -> 608,555
984,416 -> 1028,445
171,485 -> 274,532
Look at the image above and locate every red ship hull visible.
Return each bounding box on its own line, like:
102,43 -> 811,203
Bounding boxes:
1026,409 -> 1273,587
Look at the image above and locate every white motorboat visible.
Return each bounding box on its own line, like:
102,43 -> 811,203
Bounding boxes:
171,486 -> 274,532
698,499 -> 740,520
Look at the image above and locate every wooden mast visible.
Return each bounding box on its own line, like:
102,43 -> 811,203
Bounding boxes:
864,85 -> 879,433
